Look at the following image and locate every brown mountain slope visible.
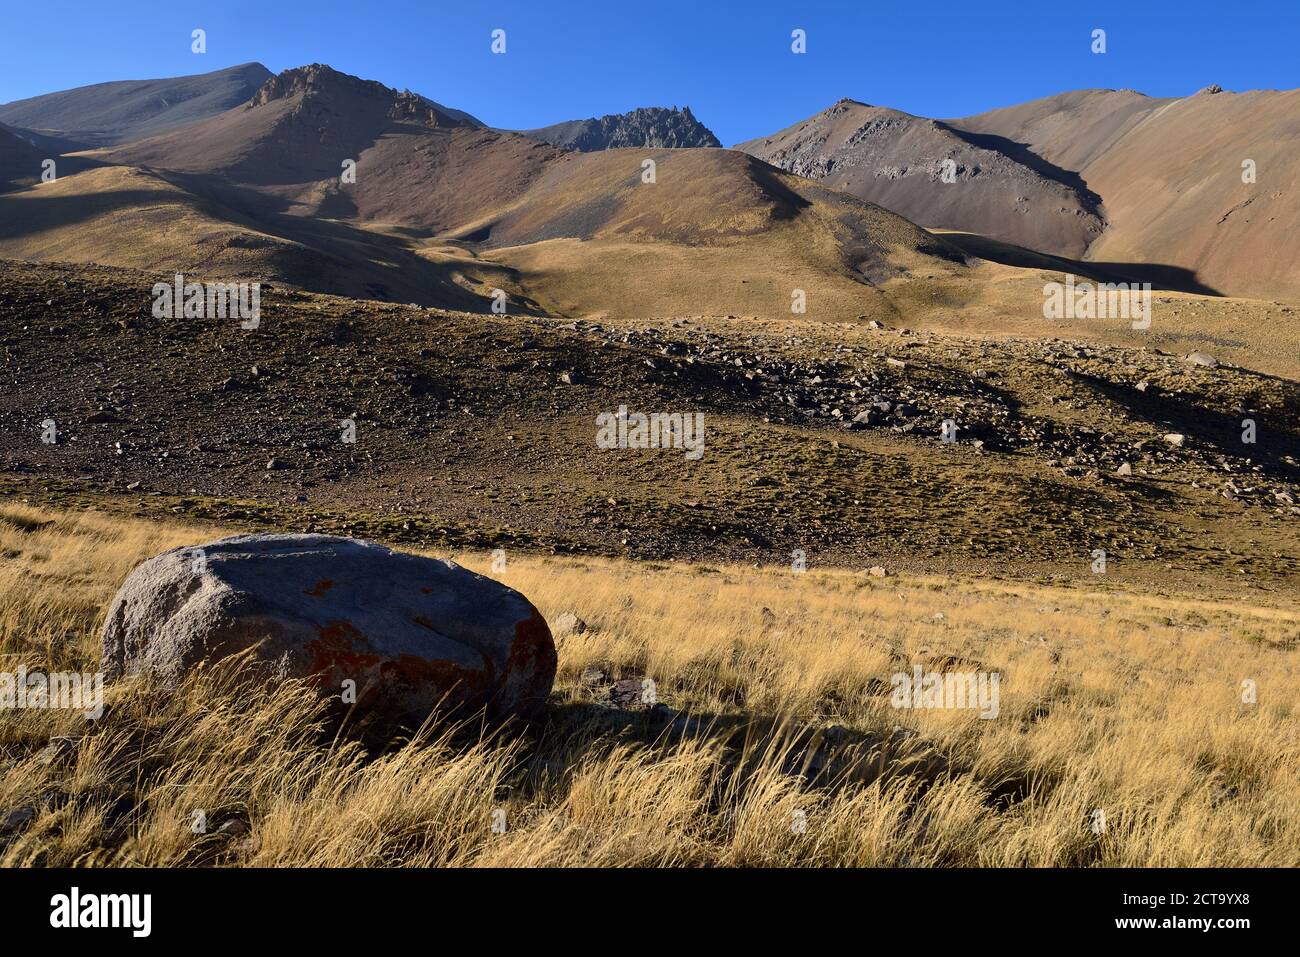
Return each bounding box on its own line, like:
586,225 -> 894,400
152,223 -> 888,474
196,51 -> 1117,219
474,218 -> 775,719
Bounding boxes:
326,125 -> 562,233
735,99 -> 1104,258
102,66 -> 486,183
959,86 -> 1300,298
0,63 -> 274,150
956,85 -> 1300,297
748,88 -> 1300,299
96,64 -> 572,234
951,89 -> 1169,173
1075,89 -> 1300,299
453,146 -> 964,319
0,163 -> 517,309
23,65 -> 967,318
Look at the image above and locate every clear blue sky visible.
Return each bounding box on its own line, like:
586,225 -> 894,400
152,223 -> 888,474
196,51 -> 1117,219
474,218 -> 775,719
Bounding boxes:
2,0 -> 1296,144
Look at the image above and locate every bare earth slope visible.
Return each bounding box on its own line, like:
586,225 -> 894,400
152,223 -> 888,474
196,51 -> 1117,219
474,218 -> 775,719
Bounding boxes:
101,66 -> 561,236
735,99 -> 1104,258
746,88 -> 1300,299
951,89 -> 1171,175
1074,88 -> 1300,300
955,86 -> 1300,298
100,65 -> 490,188
0,62 -> 274,149
1,259 -> 1296,595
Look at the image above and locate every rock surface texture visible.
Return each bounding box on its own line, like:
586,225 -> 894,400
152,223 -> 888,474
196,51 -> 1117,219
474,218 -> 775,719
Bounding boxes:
102,534 -> 556,725
522,106 -> 721,151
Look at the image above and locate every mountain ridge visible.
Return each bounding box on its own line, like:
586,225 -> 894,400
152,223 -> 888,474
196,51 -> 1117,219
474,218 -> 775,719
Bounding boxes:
522,105 -> 721,151
0,62 -> 274,148
735,98 -> 1105,258
2,64 -> 964,318
739,85 -> 1300,298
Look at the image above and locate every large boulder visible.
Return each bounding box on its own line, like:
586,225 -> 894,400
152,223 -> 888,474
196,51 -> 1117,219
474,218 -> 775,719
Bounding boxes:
101,534 -> 556,725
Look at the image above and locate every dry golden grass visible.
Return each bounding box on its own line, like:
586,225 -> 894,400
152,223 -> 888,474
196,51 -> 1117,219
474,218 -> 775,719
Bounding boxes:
904,252 -> 1300,382
1,502 -> 1296,867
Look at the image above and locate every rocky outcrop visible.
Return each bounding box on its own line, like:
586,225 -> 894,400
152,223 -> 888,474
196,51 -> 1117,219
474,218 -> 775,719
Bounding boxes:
522,106 -> 721,151
247,64 -> 465,129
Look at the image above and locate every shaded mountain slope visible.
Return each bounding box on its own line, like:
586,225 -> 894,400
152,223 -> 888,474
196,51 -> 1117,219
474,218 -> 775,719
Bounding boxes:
0,122 -> 45,191
0,63 -> 274,149
0,163 -> 516,309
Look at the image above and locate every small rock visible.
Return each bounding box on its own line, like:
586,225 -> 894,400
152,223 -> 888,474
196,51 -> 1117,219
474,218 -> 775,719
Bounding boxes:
609,678 -> 649,708
215,819 -> 249,840
1162,433 -> 1187,448
37,736 -> 78,767
553,612 -> 587,637
868,566 -> 888,578
1116,462 -> 1133,476
1185,352 -> 1219,368
0,807 -> 35,836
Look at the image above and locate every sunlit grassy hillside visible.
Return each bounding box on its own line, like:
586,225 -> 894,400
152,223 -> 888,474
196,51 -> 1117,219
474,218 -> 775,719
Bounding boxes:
1,503 -> 1296,866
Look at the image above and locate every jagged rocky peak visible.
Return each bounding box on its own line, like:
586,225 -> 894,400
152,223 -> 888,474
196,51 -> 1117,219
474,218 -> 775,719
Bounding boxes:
601,105 -> 721,148
247,64 -> 462,127
826,97 -> 869,116
249,64 -> 385,106
525,105 -> 721,151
